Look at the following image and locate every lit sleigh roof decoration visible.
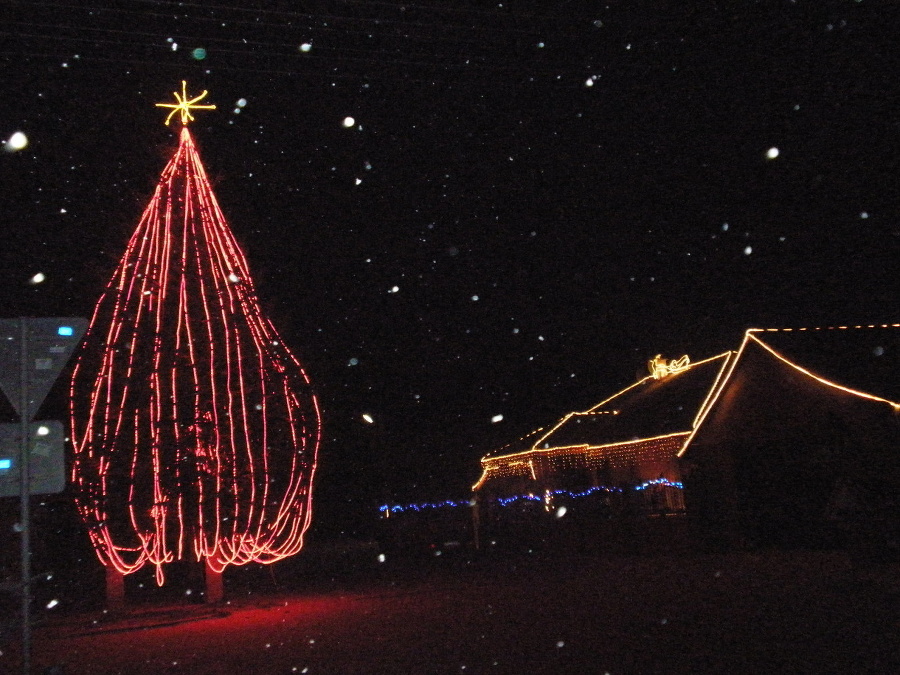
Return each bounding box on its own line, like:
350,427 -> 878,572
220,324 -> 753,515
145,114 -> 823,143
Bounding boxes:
70,83 -> 321,584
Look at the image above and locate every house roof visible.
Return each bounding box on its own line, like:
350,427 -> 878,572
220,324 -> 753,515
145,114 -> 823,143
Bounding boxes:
475,323 -> 900,491
744,324 -> 900,403
479,352 -> 731,467
529,352 -> 731,451
678,325 -> 900,459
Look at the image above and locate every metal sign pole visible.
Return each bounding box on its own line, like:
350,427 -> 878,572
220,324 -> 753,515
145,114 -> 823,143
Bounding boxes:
0,317 -> 87,673
19,318 -> 31,675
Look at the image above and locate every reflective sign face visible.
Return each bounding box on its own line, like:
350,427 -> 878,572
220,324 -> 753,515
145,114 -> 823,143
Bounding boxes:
0,318 -> 88,420
0,421 -> 66,496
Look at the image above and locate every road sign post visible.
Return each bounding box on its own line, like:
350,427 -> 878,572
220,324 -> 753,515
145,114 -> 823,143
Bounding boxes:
0,317 -> 87,675
18,319 -> 30,675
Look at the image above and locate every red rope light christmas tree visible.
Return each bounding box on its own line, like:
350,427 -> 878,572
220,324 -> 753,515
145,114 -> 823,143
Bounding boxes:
70,83 -> 321,586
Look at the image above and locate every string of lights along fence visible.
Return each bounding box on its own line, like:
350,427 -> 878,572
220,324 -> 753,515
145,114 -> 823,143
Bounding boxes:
69,83 -> 321,585
379,479 -> 685,514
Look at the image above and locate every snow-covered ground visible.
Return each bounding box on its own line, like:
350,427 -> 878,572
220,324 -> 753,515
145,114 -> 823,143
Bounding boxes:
9,547 -> 900,674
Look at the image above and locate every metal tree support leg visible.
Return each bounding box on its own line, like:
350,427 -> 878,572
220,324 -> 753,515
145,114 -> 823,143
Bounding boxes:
204,560 -> 223,603
105,566 -> 125,609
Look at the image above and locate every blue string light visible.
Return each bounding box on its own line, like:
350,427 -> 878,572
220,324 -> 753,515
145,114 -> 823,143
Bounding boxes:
496,493 -> 543,506
378,498 -> 474,514
634,478 -> 683,490
379,480 -> 682,514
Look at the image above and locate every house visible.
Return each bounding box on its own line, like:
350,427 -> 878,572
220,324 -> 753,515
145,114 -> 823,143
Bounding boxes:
473,324 -> 900,550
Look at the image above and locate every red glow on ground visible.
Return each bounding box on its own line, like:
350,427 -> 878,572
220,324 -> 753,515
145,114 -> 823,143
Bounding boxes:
15,550 -> 900,674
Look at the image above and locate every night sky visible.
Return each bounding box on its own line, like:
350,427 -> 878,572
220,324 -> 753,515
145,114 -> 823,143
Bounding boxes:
2,1 -> 899,534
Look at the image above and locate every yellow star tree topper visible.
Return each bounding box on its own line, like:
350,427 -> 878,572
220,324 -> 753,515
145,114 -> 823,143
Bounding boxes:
155,80 -> 216,125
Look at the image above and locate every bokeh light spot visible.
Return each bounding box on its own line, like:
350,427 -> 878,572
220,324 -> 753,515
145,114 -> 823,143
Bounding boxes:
5,131 -> 28,151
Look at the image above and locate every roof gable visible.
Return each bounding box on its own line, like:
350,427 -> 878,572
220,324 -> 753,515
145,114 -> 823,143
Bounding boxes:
747,324 -> 900,402
679,326 -> 900,458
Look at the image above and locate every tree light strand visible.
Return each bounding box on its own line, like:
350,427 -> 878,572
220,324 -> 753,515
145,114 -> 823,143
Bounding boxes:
70,126 -> 320,584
